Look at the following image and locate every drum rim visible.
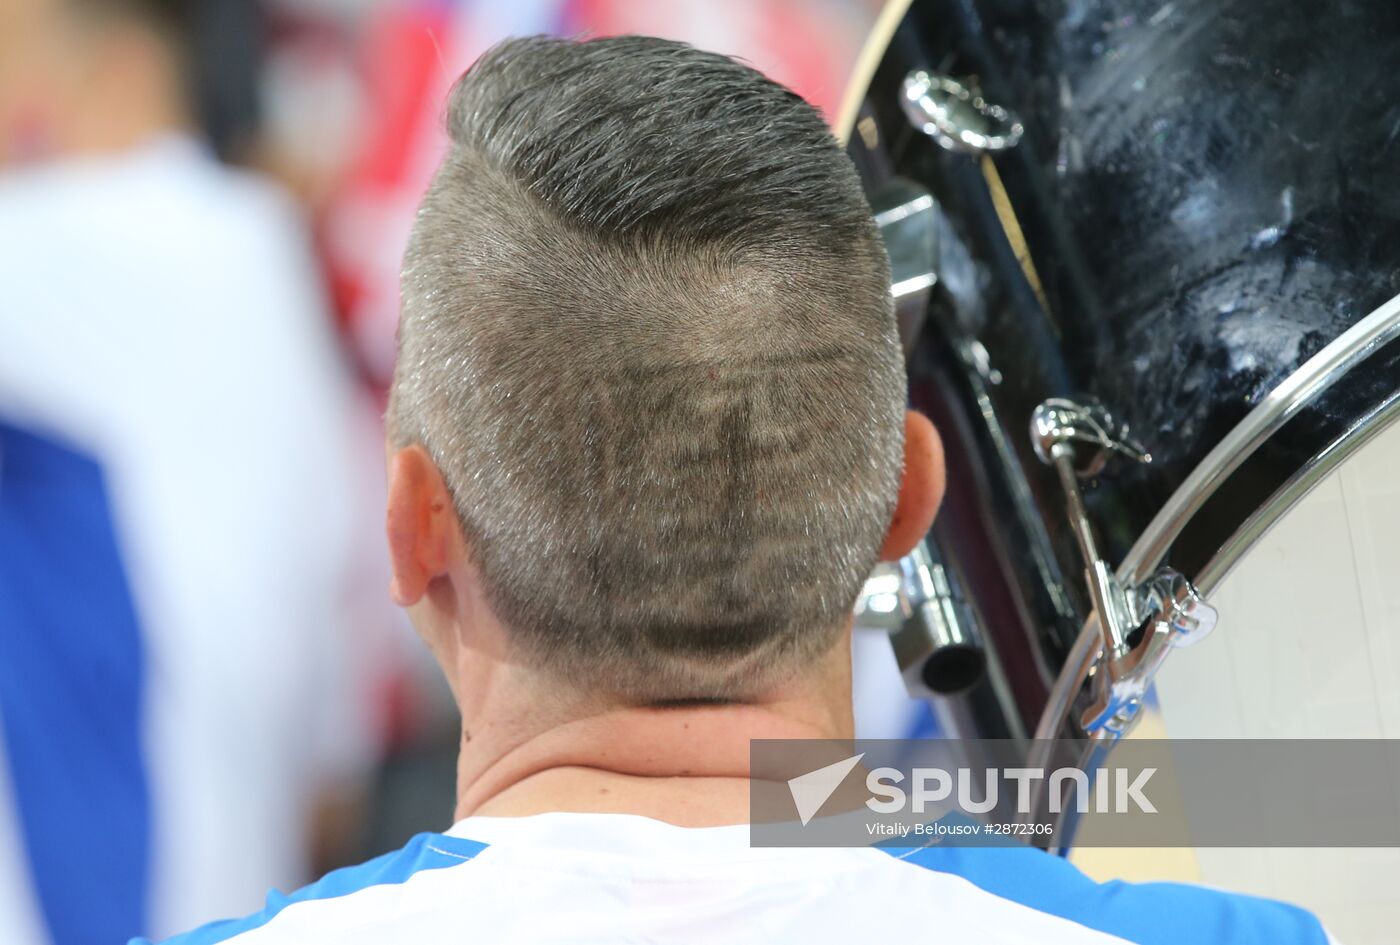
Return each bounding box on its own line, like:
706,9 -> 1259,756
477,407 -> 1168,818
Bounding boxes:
1029,291 -> 1400,854
1119,290 -> 1400,592
836,0 -> 915,145
1034,288 -> 1400,747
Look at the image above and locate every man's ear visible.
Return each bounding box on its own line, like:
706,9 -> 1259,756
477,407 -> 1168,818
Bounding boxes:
386,445 -> 461,606
878,411 -> 946,561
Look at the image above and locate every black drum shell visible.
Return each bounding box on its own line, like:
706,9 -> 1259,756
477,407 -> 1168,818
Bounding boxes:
847,0 -> 1400,715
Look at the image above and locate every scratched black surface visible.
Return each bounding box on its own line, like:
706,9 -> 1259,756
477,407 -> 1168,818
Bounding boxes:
850,0 -> 1400,667
1001,0 -> 1400,502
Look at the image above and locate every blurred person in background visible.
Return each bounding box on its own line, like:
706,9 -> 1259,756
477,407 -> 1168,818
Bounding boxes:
0,1 -> 382,942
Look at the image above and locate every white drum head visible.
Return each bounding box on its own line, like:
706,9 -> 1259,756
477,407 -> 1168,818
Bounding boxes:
1072,415 -> 1400,944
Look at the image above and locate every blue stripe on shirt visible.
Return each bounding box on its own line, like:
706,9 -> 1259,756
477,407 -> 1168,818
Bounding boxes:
0,420 -> 151,944
134,832 -> 488,944
880,840 -> 1329,945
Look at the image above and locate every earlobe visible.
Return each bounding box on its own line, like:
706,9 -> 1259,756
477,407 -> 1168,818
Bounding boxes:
877,411 -> 946,561
386,446 -> 457,606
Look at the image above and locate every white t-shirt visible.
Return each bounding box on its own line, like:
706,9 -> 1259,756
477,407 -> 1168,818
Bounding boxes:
137,811 -> 1334,944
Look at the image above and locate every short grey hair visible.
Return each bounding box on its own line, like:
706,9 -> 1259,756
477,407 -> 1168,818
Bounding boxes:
389,36 -> 904,702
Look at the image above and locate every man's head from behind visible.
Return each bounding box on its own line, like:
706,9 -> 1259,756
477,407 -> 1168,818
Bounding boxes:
387,36 -> 942,710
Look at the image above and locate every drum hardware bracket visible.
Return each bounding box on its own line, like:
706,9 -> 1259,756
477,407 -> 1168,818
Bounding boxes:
854,541 -> 988,699
1030,399 -> 1218,739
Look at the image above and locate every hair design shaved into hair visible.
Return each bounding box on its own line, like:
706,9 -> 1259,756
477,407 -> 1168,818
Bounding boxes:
390,35 -> 904,702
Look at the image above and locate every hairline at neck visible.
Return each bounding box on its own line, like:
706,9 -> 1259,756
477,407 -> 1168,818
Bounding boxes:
448,624 -> 856,825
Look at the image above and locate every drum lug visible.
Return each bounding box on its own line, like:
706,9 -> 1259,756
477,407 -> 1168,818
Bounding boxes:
1030,397 -> 1151,474
1030,399 -> 1217,739
901,71 -> 1025,155
1081,568 -> 1219,736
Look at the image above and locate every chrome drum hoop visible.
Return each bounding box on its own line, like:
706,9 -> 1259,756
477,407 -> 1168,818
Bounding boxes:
1030,288 -> 1400,845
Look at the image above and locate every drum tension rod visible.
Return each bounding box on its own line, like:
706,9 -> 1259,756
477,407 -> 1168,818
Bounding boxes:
1030,399 -> 1218,740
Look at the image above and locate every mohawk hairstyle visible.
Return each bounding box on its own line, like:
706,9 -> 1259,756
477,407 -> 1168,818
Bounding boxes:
390,36 -> 904,702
